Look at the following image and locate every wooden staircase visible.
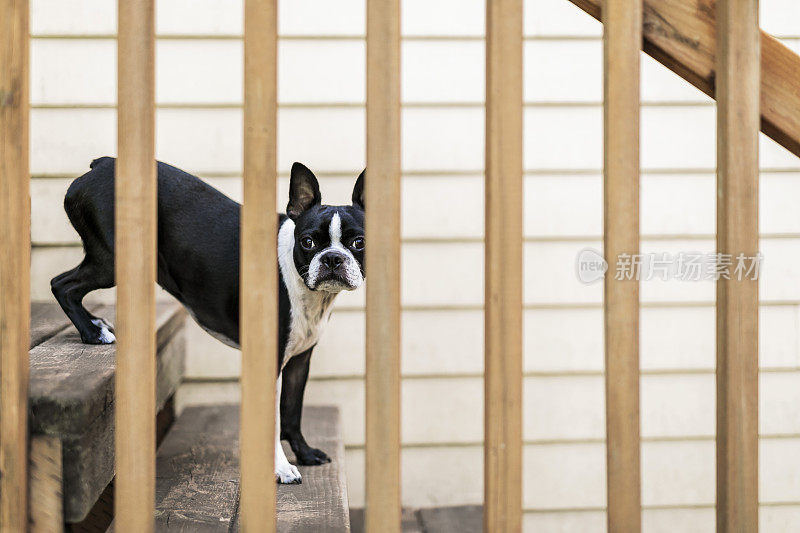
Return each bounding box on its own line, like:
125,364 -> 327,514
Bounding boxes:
27,303 -> 351,531
28,302 -> 185,530
145,405 -> 349,532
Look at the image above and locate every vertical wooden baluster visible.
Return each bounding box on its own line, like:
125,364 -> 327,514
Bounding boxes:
29,436 -> 63,533
0,0 -> 30,529
603,1 -> 642,531
365,0 -> 402,531
240,0 -> 279,531
716,1 -> 760,531
115,0 -> 157,530
484,0 -> 523,531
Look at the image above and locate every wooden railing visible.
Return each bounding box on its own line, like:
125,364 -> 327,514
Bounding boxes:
484,0 -> 523,530
239,0 -> 279,529
570,0 -> 800,159
0,0 -> 30,530
0,0 -> 782,531
115,0 -> 157,530
603,1 -> 642,531
715,2 -> 760,530
364,0 -> 403,530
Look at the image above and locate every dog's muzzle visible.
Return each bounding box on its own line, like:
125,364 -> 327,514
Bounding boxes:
308,250 -> 363,291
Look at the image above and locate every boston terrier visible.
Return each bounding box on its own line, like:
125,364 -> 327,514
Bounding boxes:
50,157 -> 365,484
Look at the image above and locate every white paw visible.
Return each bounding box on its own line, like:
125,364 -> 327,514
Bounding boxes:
96,324 -> 116,344
275,462 -> 302,484
91,317 -> 114,330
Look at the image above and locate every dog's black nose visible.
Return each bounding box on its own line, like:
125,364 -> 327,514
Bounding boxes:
321,252 -> 345,270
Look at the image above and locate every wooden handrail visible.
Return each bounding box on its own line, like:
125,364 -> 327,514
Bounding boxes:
568,0 -> 800,159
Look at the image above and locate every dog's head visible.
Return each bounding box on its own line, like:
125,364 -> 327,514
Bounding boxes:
286,162 -> 365,292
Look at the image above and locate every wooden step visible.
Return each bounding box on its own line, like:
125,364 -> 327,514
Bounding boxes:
139,404 -> 349,532
28,302 -> 187,524
350,506 -> 482,533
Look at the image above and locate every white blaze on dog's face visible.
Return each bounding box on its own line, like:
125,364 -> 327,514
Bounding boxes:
285,163 -> 365,292
303,212 -> 364,291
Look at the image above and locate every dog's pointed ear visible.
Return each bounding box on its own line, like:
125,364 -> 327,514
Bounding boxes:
352,169 -> 365,209
287,162 -> 321,220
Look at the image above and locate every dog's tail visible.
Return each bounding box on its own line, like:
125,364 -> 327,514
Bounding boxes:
90,156 -> 114,169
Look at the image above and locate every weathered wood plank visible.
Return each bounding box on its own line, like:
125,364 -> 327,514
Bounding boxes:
62,336 -> 183,523
154,405 -> 241,532
567,0 -> 800,159
29,302 -> 135,350
365,0 -> 402,530
27,303 -> 185,522
29,303 -> 185,436
66,398 -> 175,530
147,405 -> 348,532
349,509 -> 423,533
715,1 -> 760,531
240,0 -> 279,530
0,0 -> 31,526
276,406 -> 350,533
484,0 -> 524,531
30,302 -> 98,349
419,506 -> 482,533
29,435 -> 63,533
603,1 -> 642,532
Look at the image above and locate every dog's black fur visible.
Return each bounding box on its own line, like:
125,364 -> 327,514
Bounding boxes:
51,157 -> 365,472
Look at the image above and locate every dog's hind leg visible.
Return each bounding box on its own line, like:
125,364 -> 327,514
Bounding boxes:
51,257 -> 115,344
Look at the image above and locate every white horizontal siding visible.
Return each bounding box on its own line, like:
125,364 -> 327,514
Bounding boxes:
31,105 -> 800,175
28,0 -> 800,530
29,172 -> 800,245
31,38 -> 723,106
176,302 -> 799,380
346,439 -> 800,515
29,0 -> 800,39
176,371 -> 800,448
30,0 -> 603,37
30,236 -> 800,306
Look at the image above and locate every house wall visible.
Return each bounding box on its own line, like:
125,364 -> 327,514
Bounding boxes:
29,0 -> 800,530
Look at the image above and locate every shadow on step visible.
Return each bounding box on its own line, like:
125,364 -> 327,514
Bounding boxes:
349,506 -> 482,533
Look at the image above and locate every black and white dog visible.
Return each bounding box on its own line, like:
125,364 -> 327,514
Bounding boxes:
51,157 -> 365,484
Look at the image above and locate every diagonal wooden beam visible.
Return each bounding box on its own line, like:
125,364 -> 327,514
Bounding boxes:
568,0 -> 800,159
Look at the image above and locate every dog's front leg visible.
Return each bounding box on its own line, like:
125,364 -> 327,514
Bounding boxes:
280,348 -> 331,465
275,373 -> 302,484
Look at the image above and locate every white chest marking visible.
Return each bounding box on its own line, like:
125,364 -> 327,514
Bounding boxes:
278,219 -> 337,367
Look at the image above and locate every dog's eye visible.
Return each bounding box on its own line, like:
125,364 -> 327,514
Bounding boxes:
351,237 -> 365,251
300,237 -> 314,250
